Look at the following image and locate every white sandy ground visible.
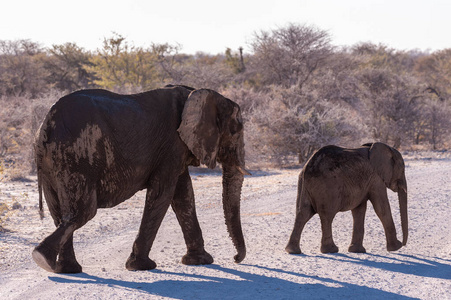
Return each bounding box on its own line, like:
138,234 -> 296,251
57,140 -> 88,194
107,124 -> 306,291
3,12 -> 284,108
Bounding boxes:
0,153 -> 450,299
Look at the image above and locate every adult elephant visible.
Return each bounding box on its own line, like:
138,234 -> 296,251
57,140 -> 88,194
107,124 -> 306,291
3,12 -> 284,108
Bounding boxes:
32,85 -> 249,273
285,142 -> 408,254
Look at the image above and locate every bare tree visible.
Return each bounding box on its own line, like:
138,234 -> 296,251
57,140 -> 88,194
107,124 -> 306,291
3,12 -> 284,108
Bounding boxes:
0,40 -> 49,97
250,23 -> 333,89
179,52 -> 234,90
416,91 -> 451,150
242,86 -> 362,164
153,43 -> 189,84
44,43 -> 96,92
88,33 -> 160,92
414,49 -> 451,101
357,68 -> 420,148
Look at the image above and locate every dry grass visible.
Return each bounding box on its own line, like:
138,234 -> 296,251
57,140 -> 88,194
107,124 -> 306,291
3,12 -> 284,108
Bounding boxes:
0,90 -> 61,180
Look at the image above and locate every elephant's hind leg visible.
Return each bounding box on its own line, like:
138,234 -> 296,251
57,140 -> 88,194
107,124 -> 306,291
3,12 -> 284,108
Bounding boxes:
32,241 -> 58,272
171,169 -> 213,265
348,201 -> 367,253
32,184 -> 60,272
32,222 -> 78,273
33,184 -> 97,273
285,198 -> 315,254
55,234 -> 82,273
319,214 -> 339,253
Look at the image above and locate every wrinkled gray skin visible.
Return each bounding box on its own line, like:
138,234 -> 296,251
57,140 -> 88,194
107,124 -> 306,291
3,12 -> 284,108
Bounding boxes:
32,86 -> 248,273
286,142 -> 408,254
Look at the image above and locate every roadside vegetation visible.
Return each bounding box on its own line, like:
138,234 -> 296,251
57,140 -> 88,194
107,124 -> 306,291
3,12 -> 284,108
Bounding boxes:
1,23 -> 450,179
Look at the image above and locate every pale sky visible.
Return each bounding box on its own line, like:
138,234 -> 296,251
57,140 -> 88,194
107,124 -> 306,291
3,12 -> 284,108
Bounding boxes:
1,0 -> 450,54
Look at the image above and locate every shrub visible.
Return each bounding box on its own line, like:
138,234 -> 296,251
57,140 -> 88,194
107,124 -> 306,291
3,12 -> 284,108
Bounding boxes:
229,86 -> 364,166
0,90 -> 60,179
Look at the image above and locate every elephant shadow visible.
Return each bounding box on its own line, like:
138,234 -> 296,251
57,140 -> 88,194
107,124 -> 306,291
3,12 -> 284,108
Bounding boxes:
321,253 -> 451,280
48,264 -> 415,299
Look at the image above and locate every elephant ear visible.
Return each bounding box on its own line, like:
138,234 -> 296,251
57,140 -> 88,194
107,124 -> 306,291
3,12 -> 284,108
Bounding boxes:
369,142 -> 394,187
178,89 -> 222,169
390,147 -> 407,192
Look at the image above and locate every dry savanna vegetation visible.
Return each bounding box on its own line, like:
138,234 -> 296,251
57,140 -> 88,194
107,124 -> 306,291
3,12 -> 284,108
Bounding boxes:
0,23 -> 450,183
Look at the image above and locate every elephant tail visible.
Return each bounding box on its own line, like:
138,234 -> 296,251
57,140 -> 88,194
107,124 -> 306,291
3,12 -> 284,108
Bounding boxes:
297,171 -> 313,211
37,171 -> 44,220
296,172 -> 304,210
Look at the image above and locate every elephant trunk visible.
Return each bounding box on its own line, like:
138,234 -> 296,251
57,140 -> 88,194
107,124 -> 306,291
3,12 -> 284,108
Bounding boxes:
398,179 -> 408,245
222,164 -> 246,263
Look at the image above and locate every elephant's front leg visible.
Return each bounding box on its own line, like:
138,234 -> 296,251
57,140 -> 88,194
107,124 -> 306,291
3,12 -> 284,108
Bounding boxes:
125,181 -> 176,271
171,169 -> 213,265
348,201 -> 367,253
370,192 -> 403,252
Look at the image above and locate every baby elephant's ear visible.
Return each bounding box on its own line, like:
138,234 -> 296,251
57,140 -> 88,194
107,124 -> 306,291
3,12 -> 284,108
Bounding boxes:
178,89 -> 221,169
369,142 -> 394,187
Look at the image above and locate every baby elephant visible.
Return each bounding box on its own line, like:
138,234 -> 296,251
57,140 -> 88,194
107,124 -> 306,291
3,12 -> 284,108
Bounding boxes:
286,142 -> 408,254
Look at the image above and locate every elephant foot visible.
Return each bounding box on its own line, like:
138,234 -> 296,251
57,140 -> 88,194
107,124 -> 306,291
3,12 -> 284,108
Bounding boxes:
55,260 -> 83,273
348,244 -> 366,253
125,253 -> 157,271
32,243 -> 58,272
182,250 -> 214,265
285,243 -> 302,254
387,240 -> 403,252
321,243 -> 339,254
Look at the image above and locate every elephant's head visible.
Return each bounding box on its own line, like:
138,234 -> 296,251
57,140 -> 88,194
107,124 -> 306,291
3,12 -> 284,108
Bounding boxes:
368,142 -> 408,246
178,89 -> 249,263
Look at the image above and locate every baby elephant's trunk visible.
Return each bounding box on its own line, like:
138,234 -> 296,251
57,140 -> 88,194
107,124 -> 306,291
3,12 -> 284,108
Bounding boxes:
398,180 -> 408,245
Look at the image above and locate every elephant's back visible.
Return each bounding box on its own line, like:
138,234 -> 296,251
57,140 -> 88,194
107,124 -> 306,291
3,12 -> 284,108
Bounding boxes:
43,90 -> 140,142
304,145 -> 368,179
